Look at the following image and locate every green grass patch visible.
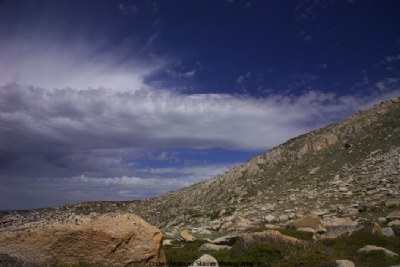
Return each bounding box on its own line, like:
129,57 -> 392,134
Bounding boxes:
165,229 -> 400,267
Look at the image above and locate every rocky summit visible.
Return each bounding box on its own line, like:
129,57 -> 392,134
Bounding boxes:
1,97 -> 400,266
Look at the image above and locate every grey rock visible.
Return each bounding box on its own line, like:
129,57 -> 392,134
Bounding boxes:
190,254 -> 219,267
358,245 -> 399,257
387,210 -> 400,221
381,227 -> 395,237
335,259 -> 355,267
388,220 -> 400,227
210,234 -> 238,245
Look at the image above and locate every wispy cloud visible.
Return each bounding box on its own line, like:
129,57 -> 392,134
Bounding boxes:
385,54 -> 400,63
166,69 -> 197,78
0,37 -> 165,91
236,72 -> 251,85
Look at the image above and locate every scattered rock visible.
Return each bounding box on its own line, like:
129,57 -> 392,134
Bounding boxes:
316,224 -> 327,233
392,226 -> 400,236
198,229 -> 212,235
309,166 -> 320,175
198,243 -> 232,251
0,213 -> 165,266
163,239 -> 174,246
381,227 -> 395,237
278,214 -> 289,222
240,231 -> 302,247
265,224 -> 279,230
290,213 -> 321,229
347,208 -> 359,216
190,254 -> 219,267
180,230 -> 196,242
264,214 -> 276,222
321,217 -> 356,228
358,245 -> 399,257
234,217 -> 253,228
386,199 -> 400,209
297,227 -> 315,233
378,217 -> 387,224
335,259 -> 355,267
387,210 -> 400,221
210,234 -> 238,246
388,220 -> 400,227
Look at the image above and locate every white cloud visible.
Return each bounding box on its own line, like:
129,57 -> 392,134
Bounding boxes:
118,3 -> 139,14
376,77 -> 400,91
317,63 -> 328,69
0,36 -> 166,92
385,54 -> 400,63
236,72 -> 251,85
147,32 -> 160,46
1,83 -> 399,154
166,69 -> 197,78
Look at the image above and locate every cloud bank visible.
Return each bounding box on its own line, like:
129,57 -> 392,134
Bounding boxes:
3,83 -> 397,155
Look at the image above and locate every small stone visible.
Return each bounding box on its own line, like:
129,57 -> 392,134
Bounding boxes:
264,215 -> 276,223
387,210 -> 400,221
388,220 -> 400,227
180,230 -> 196,242
381,227 -> 395,237
385,199 -> 400,209
190,254 -> 219,267
163,239 -> 174,246
279,215 -> 289,222
265,224 -> 279,230
309,166 -> 320,175
335,259 -> 355,267
378,217 -> 387,224
347,208 -> 359,216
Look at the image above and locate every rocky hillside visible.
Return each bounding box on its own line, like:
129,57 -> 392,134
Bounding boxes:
132,96 -> 400,232
2,97 -> 400,235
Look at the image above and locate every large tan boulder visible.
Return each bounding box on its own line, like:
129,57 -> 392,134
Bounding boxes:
0,213 -> 165,266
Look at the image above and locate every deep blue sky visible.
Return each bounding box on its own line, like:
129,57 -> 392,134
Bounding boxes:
0,0 -> 399,209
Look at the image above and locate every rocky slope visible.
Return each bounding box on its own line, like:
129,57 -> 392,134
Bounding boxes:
1,97 -> 399,236
134,96 -> 400,233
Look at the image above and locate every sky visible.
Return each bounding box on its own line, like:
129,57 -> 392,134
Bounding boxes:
0,0 -> 399,210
